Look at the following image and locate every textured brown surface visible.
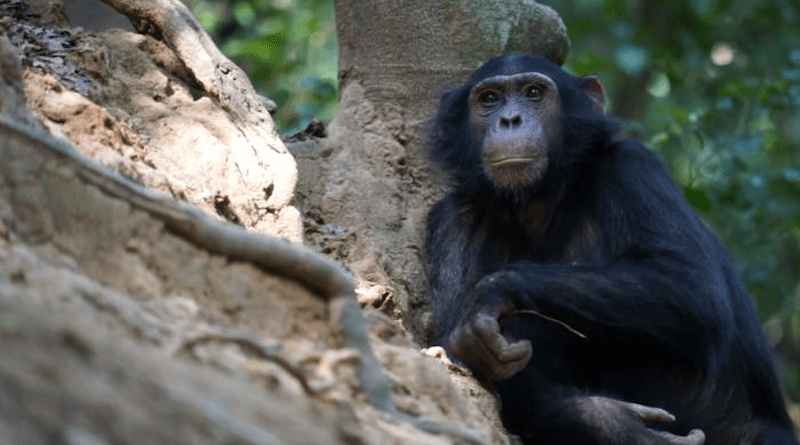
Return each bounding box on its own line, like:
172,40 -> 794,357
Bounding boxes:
0,0 -> 532,443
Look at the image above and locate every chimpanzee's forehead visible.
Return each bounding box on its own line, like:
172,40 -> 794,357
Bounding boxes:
468,54 -> 576,88
472,72 -> 555,89
470,72 -> 557,94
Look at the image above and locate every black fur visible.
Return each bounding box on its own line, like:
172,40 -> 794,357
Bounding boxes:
426,53 -> 798,445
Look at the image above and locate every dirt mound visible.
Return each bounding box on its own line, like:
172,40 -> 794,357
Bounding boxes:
0,1 -> 511,444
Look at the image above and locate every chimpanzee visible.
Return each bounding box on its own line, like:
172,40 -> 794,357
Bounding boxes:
425,53 -> 798,445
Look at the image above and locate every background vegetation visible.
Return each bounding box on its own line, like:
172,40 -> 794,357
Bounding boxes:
188,0 -> 800,400
188,0 -> 337,133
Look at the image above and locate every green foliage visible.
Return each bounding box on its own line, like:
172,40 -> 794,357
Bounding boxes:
551,0 -> 800,399
188,0 -> 337,133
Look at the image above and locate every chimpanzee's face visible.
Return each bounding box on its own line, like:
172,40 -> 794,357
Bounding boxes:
468,72 -> 562,192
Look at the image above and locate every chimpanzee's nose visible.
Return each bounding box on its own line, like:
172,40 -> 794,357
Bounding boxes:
499,114 -> 522,129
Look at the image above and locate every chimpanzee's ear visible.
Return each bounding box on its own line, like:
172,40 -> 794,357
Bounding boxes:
580,76 -> 606,114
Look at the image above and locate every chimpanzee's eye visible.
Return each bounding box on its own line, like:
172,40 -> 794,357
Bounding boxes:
527,85 -> 543,101
480,91 -> 501,107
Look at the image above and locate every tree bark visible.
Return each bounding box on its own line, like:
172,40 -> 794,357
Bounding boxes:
334,0 -> 570,120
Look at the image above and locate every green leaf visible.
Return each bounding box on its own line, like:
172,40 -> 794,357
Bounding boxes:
683,187 -> 712,212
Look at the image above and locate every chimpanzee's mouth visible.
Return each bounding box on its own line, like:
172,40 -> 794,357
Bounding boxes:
490,157 -> 536,167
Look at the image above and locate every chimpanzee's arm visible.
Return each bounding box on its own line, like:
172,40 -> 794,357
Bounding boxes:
446,249 -> 731,382
426,194 -> 486,346
474,253 -> 731,359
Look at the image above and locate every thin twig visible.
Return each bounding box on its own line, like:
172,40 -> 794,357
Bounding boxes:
514,309 -> 587,339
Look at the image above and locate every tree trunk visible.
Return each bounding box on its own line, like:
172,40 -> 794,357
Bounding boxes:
335,0 -> 569,120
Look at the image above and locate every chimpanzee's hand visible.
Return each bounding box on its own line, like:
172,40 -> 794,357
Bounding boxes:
625,401 -> 705,445
577,397 -> 706,445
448,296 -> 532,381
